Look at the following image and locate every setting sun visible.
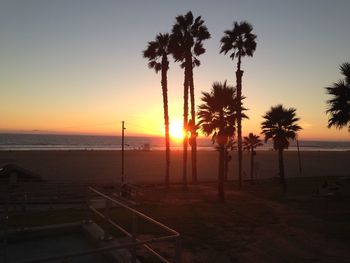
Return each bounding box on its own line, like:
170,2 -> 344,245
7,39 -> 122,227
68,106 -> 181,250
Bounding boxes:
169,120 -> 184,140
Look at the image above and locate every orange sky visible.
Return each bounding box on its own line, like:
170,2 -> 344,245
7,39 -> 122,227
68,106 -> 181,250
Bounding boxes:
0,1 -> 349,141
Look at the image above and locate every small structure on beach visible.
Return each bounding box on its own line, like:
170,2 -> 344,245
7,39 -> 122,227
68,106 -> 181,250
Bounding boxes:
0,163 -> 44,185
141,143 -> 150,151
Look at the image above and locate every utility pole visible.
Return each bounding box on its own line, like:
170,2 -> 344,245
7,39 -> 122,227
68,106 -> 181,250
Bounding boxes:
121,121 -> 126,183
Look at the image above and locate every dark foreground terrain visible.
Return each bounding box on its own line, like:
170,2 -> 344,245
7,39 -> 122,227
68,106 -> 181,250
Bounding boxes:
4,176 -> 350,262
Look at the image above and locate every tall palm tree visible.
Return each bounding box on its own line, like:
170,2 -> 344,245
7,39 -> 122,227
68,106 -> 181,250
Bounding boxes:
325,62 -> 350,131
243,133 -> 262,183
143,33 -> 171,186
261,105 -> 302,194
198,81 -> 236,202
220,21 -> 257,189
170,11 -> 211,185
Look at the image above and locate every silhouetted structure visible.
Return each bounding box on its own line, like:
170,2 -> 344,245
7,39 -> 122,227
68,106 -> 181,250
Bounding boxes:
198,81 -> 236,202
170,11 -> 211,186
143,33 -> 171,186
261,105 -> 302,194
325,62 -> 350,131
0,164 -> 44,185
220,21 -> 257,189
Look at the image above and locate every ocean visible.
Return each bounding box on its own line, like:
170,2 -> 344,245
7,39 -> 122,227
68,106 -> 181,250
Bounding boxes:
0,133 -> 349,151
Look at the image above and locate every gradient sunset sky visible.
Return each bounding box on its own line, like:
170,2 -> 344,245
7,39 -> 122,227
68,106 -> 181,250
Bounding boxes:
1,0 -> 349,140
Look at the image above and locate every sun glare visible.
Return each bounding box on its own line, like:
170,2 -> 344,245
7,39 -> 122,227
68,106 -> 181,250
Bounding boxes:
169,120 -> 184,140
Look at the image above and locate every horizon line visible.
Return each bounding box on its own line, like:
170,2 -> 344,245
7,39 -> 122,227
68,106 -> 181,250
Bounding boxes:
0,130 -> 349,142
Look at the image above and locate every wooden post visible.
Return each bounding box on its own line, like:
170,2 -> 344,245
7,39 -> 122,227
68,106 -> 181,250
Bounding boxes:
84,187 -> 92,224
21,193 -> 27,231
102,199 -> 112,241
131,213 -> 138,263
175,236 -> 181,263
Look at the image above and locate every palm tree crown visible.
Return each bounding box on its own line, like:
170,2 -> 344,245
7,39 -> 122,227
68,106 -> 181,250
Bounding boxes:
325,62 -> 350,131
198,81 -> 236,145
220,21 -> 257,68
170,11 -> 210,68
261,105 -> 302,150
243,133 -> 262,152
143,33 -> 170,73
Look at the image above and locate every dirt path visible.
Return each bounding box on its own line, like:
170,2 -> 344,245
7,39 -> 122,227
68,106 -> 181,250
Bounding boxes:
138,184 -> 350,262
236,191 -> 350,263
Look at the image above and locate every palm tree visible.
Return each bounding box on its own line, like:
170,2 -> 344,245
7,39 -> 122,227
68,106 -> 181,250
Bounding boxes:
261,105 -> 302,194
223,139 -> 236,181
143,33 -> 171,186
198,81 -> 236,202
325,62 -> 350,131
215,139 -> 236,182
220,21 -> 257,189
170,11 -> 211,185
243,133 -> 262,183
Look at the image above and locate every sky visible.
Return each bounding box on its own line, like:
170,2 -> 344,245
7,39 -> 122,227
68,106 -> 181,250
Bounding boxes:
0,0 -> 349,141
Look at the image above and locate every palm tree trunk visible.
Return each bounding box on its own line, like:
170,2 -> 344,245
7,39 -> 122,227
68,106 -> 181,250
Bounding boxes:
250,150 -> 254,183
278,148 -> 287,194
236,55 -> 244,189
161,57 -> 170,187
182,66 -> 189,189
188,57 -> 198,184
218,144 -> 225,202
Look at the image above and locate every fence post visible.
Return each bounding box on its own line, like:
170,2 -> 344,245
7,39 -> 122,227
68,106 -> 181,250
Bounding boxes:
3,190 -> 9,263
101,198 -> 112,241
175,236 -> 181,263
131,213 -> 138,263
21,193 -> 27,231
83,187 -> 92,224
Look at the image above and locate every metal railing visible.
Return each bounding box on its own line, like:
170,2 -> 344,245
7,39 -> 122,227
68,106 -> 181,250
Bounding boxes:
1,186 -> 181,263
88,186 -> 181,263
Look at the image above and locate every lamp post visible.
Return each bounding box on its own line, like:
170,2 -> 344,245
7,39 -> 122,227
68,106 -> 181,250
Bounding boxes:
121,121 -> 126,183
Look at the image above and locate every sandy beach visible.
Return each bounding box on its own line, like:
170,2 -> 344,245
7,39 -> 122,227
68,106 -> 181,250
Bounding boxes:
2,150 -> 350,262
0,150 -> 349,184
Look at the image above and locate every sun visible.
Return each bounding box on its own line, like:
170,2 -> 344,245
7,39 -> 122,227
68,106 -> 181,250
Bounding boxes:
169,120 -> 184,141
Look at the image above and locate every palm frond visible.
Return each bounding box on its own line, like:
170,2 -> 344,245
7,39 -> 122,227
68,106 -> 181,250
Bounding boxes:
170,11 -> 210,68
143,33 -> 171,73
325,67 -> 350,130
261,105 -> 302,150
198,81 -> 237,147
340,62 -> 350,84
220,21 -> 257,61
243,133 -> 263,151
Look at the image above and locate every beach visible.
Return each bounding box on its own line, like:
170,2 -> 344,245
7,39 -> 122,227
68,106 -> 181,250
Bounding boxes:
1,150 -> 349,183
2,150 -> 350,262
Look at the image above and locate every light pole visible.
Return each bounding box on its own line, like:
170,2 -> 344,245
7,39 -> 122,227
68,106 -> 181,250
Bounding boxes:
121,121 -> 126,183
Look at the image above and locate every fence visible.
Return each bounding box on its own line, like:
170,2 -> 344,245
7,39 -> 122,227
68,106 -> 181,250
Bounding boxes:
88,186 -> 181,263
1,184 -> 181,263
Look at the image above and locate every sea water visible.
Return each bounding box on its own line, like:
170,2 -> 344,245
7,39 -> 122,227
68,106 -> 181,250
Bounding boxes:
0,133 -> 349,151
